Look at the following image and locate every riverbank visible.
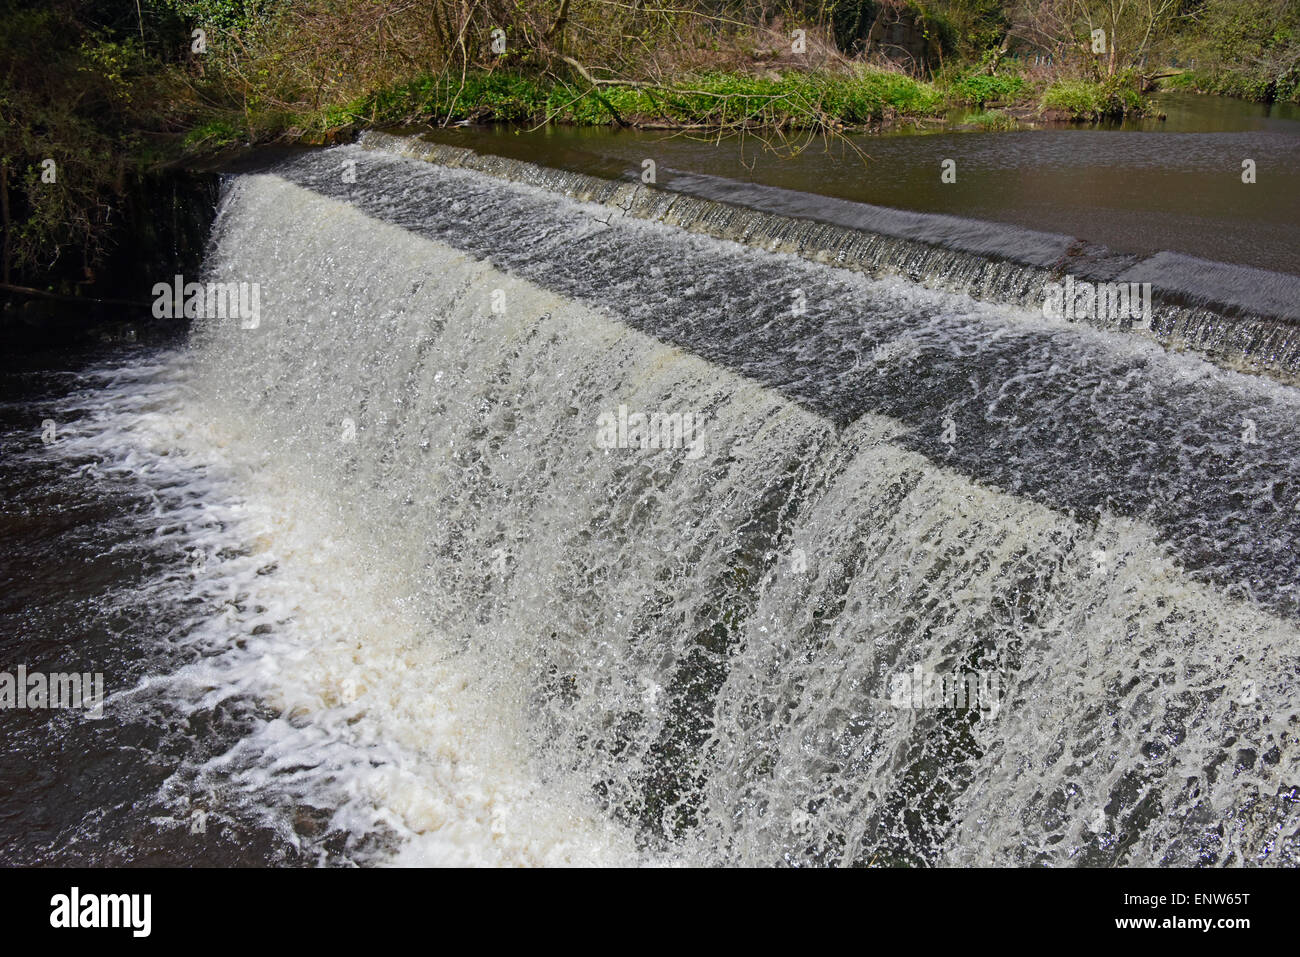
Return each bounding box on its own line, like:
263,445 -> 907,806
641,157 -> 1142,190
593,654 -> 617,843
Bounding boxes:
4,0 -> 1298,306
185,65 -> 1154,152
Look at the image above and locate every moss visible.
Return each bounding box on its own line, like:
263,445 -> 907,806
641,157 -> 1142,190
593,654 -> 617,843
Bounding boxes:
182,119 -> 243,150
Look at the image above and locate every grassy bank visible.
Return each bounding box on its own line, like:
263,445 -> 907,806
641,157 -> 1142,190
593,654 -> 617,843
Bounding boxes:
1039,73 -> 1146,122
186,63 -> 1140,151
1159,69 -> 1300,105
189,67 -> 953,148
164,0 -> 1172,151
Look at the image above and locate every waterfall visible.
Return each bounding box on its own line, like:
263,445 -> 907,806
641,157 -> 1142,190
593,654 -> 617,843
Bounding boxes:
177,146 -> 1300,865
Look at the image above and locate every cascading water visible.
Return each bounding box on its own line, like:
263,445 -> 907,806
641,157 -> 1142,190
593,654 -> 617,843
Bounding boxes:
23,141 -> 1296,866
356,131 -> 1300,383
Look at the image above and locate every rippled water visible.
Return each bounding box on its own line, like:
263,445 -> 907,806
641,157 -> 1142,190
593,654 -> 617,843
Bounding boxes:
0,346 -> 309,864
3,140 -> 1298,866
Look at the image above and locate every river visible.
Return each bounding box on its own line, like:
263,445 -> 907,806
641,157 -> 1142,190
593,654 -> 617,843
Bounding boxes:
416,92 -> 1300,275
2,95 -> 1298,866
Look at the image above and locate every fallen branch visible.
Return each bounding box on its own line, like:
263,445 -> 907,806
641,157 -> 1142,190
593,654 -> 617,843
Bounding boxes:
0,282 -> 152,308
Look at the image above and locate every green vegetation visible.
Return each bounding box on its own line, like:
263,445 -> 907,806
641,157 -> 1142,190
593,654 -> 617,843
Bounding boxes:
1166,0 -> 1300,103
3,0 -> 1297,294
957,108 -> 1018,130
944,67 -> 1025,109
1040,72 -> 1146,121
327,68 -> 944,133
145,0 -> 1209,148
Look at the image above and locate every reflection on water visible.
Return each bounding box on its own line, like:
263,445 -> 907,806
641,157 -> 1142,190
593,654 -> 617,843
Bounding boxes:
1125,91 -> 1300,132
417,93 -> 1300,275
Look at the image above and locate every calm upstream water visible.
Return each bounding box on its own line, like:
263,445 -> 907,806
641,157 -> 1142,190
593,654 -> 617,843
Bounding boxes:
2,95 -> 1299,866
418,92 -> 1300,275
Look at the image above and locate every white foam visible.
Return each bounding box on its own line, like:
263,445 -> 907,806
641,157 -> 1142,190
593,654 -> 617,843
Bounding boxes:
90,170 -> 1300,866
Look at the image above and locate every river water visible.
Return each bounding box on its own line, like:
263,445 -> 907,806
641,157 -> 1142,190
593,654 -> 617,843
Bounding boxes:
2,96 -> 1298,867
417,92 -> 1300,275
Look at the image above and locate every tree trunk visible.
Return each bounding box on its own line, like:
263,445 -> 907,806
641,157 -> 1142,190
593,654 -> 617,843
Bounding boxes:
546,0 -> 573,54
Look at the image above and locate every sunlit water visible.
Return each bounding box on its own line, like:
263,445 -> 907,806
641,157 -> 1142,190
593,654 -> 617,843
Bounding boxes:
3,142 -> 1298,865
416,92 -> 1300,275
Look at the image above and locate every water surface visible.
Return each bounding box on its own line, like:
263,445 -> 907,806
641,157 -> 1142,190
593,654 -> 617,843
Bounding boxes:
418,92 -> 1300,275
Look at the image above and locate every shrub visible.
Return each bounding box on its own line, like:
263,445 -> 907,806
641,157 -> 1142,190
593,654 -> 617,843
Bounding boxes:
1041,73 -> 1146,120
945,69 -> 1025,108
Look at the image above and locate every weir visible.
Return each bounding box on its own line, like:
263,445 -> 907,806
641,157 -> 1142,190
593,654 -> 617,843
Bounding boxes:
359,130 -> 1300,385
183,147 -> 1300,865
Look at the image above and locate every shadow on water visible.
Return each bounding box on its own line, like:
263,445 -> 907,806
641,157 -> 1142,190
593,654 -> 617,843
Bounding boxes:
1,169 -> 219,350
